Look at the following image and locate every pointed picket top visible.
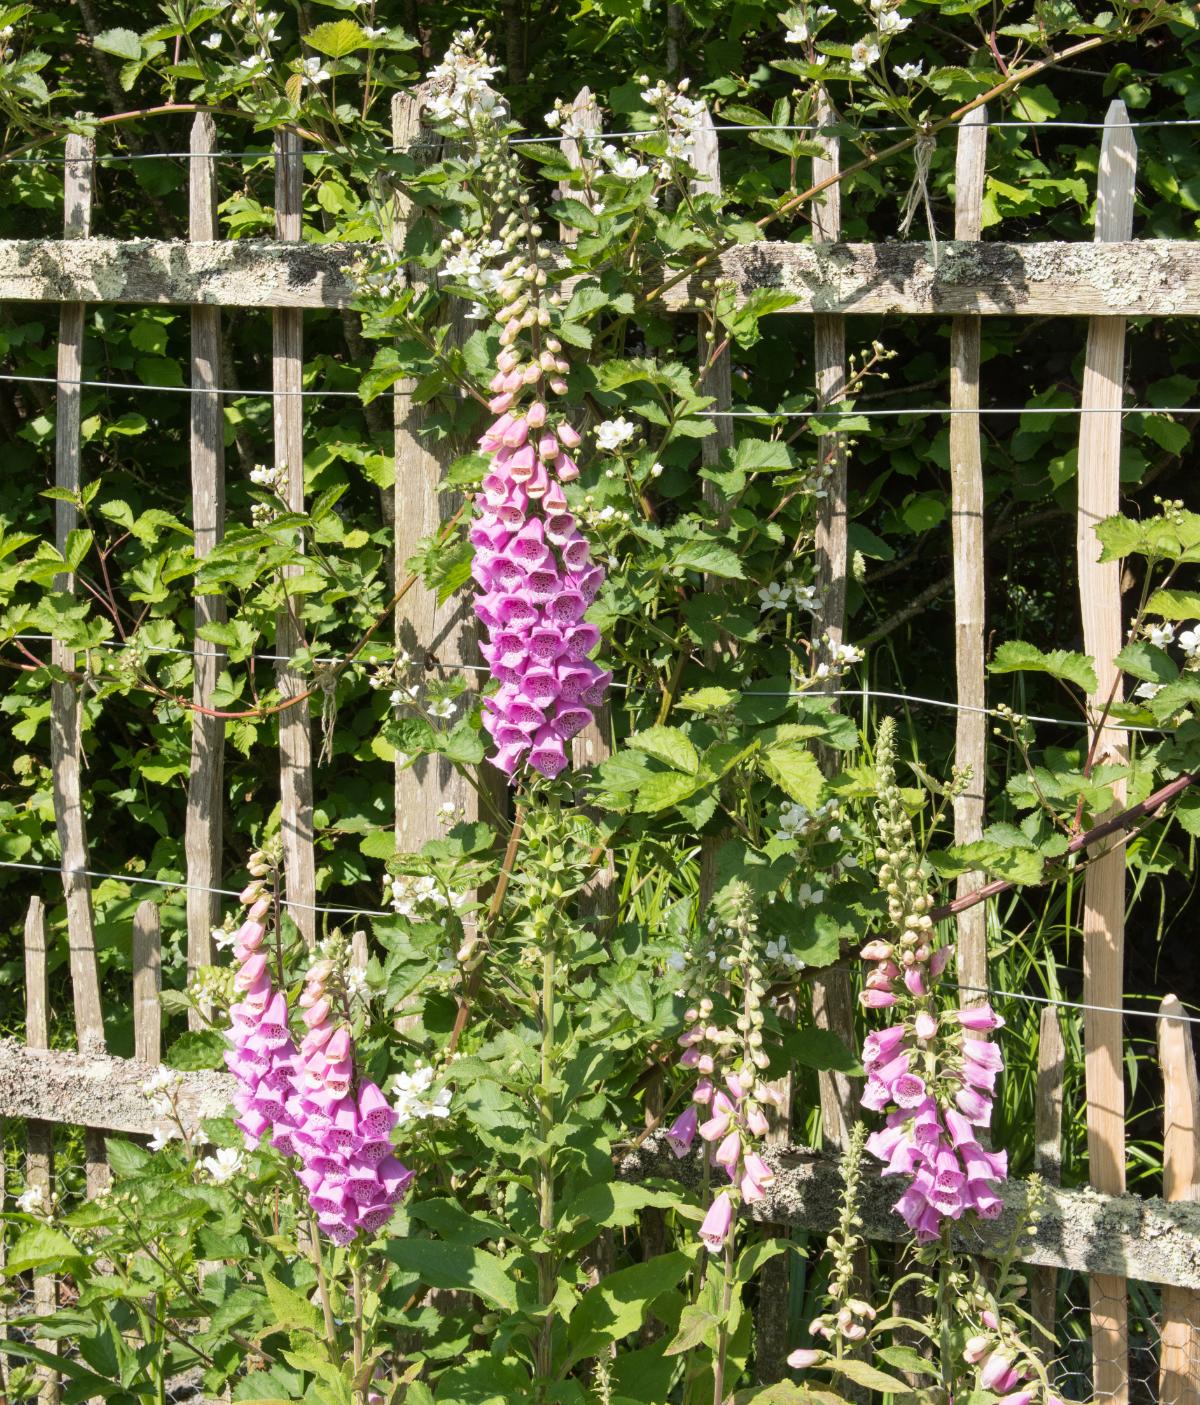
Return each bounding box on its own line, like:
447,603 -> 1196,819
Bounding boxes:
557,86 -> 602,247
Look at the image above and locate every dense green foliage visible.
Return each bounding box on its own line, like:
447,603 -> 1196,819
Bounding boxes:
0,0 -> 1198,1401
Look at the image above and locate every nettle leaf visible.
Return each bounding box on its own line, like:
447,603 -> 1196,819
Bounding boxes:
988,640 -> 1097,694
565,1251 -> 692,1367
305,19 -> 367,56
626,726 -> 698,774
632,769 -> 708,814
732,438 -> 793,473
6,1224 -> 85,1276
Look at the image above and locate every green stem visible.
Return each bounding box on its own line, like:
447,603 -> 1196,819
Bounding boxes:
535,916 -> 558,1394
712,1230 -> 735,1405
309,1211 -> 340,1359
352,1257 -> 366,1402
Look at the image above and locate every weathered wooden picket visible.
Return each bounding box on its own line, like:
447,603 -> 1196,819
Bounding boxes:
1,93 -> 1198,1402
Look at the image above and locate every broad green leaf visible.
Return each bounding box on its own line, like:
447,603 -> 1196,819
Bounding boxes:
673,540 -> 745,579
876,1344 -> 937,1377
1115,642 -> 1178,686
1175,791 -> 1200,837
664,1303 -> 721,1355
93,26 -> 141,59
821,1357 -> 910,1392
676,686 -> 738,713
1147,588 -> 1200,621
164,1028 -> 227,1071
560,1182 -> 684,1237
626,726 -> 699,774
779,1025 -> 863,1076
263,1273 -> 322,1336
385,1239 -> 518,1313
6,1224 -> 83,1276
760,743 -> 823,808
105,1137 -> 152,1178
988,640 -> 1097,694
733,438 -> 793,473
305,19 -> 367,55
632,769 -> 706,813
566,1252 -> 691,1366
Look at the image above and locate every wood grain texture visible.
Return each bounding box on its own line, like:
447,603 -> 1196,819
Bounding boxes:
23,898 -> 59,1403
50,136 -> 108,1203
809,105 -> 857,1156
2,238 -> 1196,316
618,1133 -> 1200,1289
689,104 -> 734,912
132,900 -> 161,1067
1159,994 -> 1200,1403
1077,98 -> 1136,1405
184,113 -> 226,1023
950,108 -> 989,1005
391,94 -> 497,858
561,90 -> 615,853
1031,1004 -> 1065,1334
273,131 -> 316,948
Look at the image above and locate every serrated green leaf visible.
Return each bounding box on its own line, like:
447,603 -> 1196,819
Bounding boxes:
988,640 -> 1097,694
305,19 -> 367,56
566,1252 -> 691,1366
93,26 -> 141,60
673,540 -> 744,579
760,743 -> 823,808
626,726 -> 699,774
385,1239 -> 518,1312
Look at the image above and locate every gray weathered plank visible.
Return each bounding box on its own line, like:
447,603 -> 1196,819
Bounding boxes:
0,1039 -> 232,1137
618,1133 -> 1200,1291
1031,1004 -> 1066,1334
950,108 -> 990,1005
1077,99 -> 1137,1405
1159,994 -> 1200,1403
273,131 -> 316,948
132,900 -> 161,1067
185,113 -> 226,1021
50,135 -> 108,1203
2,238 -> 1198,317
391,94 -> 492,856
23,899 -> 59,1403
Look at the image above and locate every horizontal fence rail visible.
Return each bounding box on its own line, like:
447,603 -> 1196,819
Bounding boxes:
0,237 -> 1196,316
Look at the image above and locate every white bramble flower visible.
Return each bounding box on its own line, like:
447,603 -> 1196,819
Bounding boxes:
300,56 -> 331,85
201,1148 -> 244,1184
596,417 -> 636,451
211,924 -> 236,951
16,1184 -> 46,1214
849,38 -> 881,72
785,22 -> 809,42
765,936 -> 807,972
759,582 -> 790,612
363,26 -> 387,40
1179,626 -> 1200,659
1148,622 -> 1175,648
427,697 -> 455,720
830,641 -> 864,665
877,9 -> 912,33
894,60 -> 923,81
345,965 -> 368,999
148,1127 -> 181,1153
545,108 -> 562,128
391,1063 -> 453,1124
202,32 -> 222,49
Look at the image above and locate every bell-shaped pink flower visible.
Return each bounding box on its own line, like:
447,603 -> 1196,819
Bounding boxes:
699,1190 -> 735,1254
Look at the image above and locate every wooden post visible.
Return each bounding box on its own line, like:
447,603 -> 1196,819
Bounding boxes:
184,112 -> 226,1021
132,900 -> 162,1067
51,134 -> 108,1200
1031,1005 -> 1065,1334
23,898 -> 59,1404
691,104 -> 734,912
1159,994 -> 1200,1403
273,130 -> 316,948
557,89 -> 617,913
1076,98 -> 1136,1405
808,98 -> 856,1154
391,94 -> 494,854
950,108 -> 989,1006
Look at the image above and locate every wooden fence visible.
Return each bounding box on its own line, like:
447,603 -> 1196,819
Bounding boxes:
0,94 -> 1198,1402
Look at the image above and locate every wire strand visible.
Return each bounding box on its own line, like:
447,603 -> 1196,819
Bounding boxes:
1,857 -> 1195,1025
0,372 -> 1192,420
3,636 -> 1169,734
3,117 -> 1198,165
